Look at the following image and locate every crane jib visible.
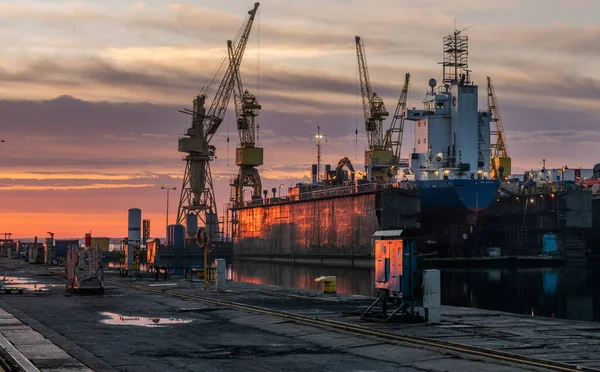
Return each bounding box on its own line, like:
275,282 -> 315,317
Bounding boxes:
203,2 -> 260,144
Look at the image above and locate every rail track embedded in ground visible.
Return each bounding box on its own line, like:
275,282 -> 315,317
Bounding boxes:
105,280 -> 598,372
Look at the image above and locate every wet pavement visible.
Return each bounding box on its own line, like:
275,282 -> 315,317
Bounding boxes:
0,257 -> 584,372
98,312 -> 193,327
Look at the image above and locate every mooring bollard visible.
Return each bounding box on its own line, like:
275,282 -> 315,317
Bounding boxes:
315,276 -> 336,294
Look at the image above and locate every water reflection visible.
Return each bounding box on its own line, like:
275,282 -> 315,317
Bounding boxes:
441,266 -> 600,322
99,312 -> 192,327
0,276 -> 58,291
232,260 -> 374,296
232,260 -> 600,322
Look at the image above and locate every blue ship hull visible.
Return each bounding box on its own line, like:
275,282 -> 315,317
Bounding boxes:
416,179 -> 500,211
414,179 -> 500,254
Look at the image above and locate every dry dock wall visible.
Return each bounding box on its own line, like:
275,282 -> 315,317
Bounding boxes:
232,188 -> 420,257
471,190 -> 594,257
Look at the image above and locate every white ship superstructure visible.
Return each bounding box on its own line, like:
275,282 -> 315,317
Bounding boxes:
406,30 -> 492,181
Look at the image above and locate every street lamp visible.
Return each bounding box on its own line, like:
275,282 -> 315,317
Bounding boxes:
279,184 -> 284,197
160,186 -> 176,242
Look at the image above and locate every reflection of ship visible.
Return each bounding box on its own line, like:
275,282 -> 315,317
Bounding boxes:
228,29 -> 500,260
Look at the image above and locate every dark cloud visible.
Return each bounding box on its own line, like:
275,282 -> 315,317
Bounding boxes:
0,95 -> 184,137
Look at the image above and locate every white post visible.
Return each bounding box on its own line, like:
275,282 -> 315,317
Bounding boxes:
78,251 -> 86,270
423,269 -> 441,324
215,259 -> 226,292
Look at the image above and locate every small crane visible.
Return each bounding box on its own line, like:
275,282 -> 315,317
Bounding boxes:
355,36 -> 394,182
487,76 -> 511,180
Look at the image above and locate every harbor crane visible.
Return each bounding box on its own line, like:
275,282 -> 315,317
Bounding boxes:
176,2 -> 260,238
228,38 -> 263,205
355,36 -> 395,182
487,76 -> 511,180
384,72 -> 411,167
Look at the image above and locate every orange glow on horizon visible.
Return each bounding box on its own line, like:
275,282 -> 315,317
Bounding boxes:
0,184 -> 154,191
0,211 -> 168,239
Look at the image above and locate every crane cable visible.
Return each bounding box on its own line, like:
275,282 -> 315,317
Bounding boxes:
255,7 -> 261,144
227,109 -> 230,168
355,48 -> 358,162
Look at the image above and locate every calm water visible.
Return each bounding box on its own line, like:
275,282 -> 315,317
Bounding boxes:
231,260 -> 600,322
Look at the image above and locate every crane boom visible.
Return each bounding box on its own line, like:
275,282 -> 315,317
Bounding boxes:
387,72 -> 410,162
203,2 -> 260,143
488,76 -> 508,158
355,36 -> 388,148
228,41 -> 261,146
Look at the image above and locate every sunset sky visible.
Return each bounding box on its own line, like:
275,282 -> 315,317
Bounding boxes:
0,0 -> 599,238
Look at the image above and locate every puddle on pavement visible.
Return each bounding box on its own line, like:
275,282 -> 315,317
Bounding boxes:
99,312 -> 192,327
0,275 -> 57,291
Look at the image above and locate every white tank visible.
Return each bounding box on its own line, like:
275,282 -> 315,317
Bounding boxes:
128,208 -> 142,243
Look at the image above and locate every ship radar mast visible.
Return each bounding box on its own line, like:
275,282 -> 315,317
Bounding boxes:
441,29 -> 469,85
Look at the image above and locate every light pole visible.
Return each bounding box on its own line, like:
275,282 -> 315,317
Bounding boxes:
161,186 -> 176,243
315,126 -> 324,182
279,184 -> 284,197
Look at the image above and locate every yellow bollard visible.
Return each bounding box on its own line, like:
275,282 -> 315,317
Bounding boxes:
315,276 -> 336,294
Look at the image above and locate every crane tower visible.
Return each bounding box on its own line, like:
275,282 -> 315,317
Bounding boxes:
355,36 -> 396,181
228,39 -> 263,205
176,3 -> 260,239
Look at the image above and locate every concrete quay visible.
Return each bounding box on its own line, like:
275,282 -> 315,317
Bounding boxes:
0,257 -> 595,371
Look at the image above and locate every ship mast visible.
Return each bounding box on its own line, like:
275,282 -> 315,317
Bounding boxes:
442,29 -> 469,85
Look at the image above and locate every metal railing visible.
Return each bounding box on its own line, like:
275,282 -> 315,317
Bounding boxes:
228,182 -> 381,209
228,180 -> 423,210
